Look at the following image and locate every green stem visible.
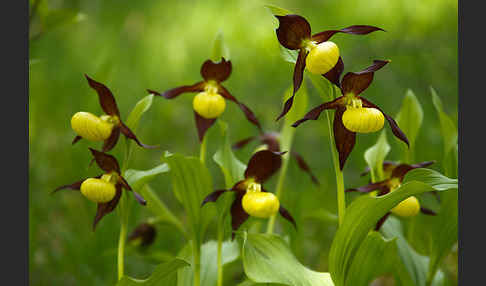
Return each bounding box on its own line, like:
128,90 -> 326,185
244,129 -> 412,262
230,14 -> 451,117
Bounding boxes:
200,135 -> 207,164
266,153 -> 290,234
216,219 -> 224,286
192,239 -> 201,286
117,139 -> 132,280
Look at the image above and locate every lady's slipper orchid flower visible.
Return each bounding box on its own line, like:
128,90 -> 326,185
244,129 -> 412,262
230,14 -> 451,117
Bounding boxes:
71,75 -> 157,152
232,131 -> 319,185
53,148 -> 146,230
201,150 -> 296,238
274,14 -> 384,120
147,58 -> 261,141
346,160 -> 436,230
292,60 -> 409,169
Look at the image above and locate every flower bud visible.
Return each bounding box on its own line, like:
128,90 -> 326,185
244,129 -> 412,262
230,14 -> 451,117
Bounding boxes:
80,178 -> 116,203
192,91 -> 226,119
242,191 -> 280,218
305,41 -> 340,75
342,107 -> 385,133
71,112 -> 115,141
391,196 -> 420,217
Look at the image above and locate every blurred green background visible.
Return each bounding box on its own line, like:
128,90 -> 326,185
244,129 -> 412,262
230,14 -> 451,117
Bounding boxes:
29,0 -> 457,285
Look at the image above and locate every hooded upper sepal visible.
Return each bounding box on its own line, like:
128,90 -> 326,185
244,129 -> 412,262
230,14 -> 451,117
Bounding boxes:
85,74 -> 120,116
200,58 -> 232,82
244,150 -> 283,183
275,14 -> 311,50
341,60 -> 390,96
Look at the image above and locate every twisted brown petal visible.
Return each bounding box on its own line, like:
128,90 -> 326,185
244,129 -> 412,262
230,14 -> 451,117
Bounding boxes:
72,136 -> 82,145
200,58 -> 232,82
194,111 -> 217,142
245,150 -> 283,183
147,81 -> 205,99
232,136 -> 257,150
333,107 -> 356,170
85,74 -> 120,116
279,206 -> 297,229
275,14 -> 311,50
102,127 -> 120,152
391,161 -> 435,180
311,25 -> 384,44
323,57 -> 344,87
89,148 -> 120,173
93,185 -> 122,230
231,192 -> 249,240
52,179 -> 84,194
218,85 -> 262,130
128,223 -> 156,247
341,60 -> 390,96
345,180 -> 389,193
132,191 -> 147,206
201,189 -> 230,207
360,161 -> 398,177
292,96 -> 344,127
290,151 -> 319,185
119,121 -> 159,149
420,207 -> 437,216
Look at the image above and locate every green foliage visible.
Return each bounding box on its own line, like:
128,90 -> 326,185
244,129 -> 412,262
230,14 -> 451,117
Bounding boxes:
211,32 -> 230,61
396,89 -> 424,162
124,163 -> 169,191
364,131 -> 391,181
117,258 -> 190,286
241,233 -> 335,286
126,94 -> 154,132
264,4 -> 292,16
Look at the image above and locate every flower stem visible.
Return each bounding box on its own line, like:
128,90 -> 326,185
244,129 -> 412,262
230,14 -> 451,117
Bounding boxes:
200,135 -> 207,164
266,153 -> 290,234
117,193 -> 128,280
216,219 -> 224,286
192,239 -> 201,286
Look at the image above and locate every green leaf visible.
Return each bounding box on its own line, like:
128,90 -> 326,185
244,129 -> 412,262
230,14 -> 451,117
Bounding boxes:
264,4 -> 292,16
211,31 -> 230,61
241,233 -> 335,286
364,131 -> 391,181
124,163 -> 169,191
279,46 -> 299,64
126,94 -> 154,131
176,240 -> 240,286
328,168 -> 458,286
395,89 -> 424,162
117,258 -> 190,286
163,152 -> 213,242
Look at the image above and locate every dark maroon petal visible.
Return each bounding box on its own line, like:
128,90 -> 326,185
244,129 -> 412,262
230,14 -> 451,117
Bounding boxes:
360,97 -> 409,147
200,58 -> 232,82
128,223 -> 156,247
85,74 -> 120,116
391,161 -> 435,180
148,81 -> 205,99
333,107 -> 356,170
201,190 -> 230,207
276,49 -> 309,121
232,136 -> 257,150
420,207 -> 437,216
311,25 -> 384,43
292,96 -> 344,127
290,151 -> 319,185
359,160 -> 398,177
260,132 -> 281,153
93,185 -> 122,230
118,176 -> 132,191
374,212 -> 390,231
102,126 -> 120,152
345,180 -> 389,193
194,111 -> 217,142
245,150 -> 283,183
341,60 -> 390,96
132,191 -> 147,206
52,179 -> 84,194
119,121 -> 159,149
275,14 -> 311,50
231,192 -> 249,240
323,57 -> 344,87
279,206 -> 297,229
72,136 -> 82,145
218,85 -> 262,130
89,148 -> 120,173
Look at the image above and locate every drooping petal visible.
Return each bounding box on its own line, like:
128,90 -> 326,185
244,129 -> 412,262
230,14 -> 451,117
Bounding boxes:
345,180 -> 389,193
391,161 -> 435,180
245,150 -> 283,183
232,136 -> 257,150
201,189 -> 230,206
322,57 -> 344,87
194,111 -> 217,142
420,207 -> 437,216
147,81 -> 205,99
276,49 -> 309,121
341,60 -> 390,96
292,96 -> 344,127
231,192 -> 249,240
360,97 -> 410,147
52,179 -> 84,193
85,74 -> 120,116
119,121 -> 159,149
374,212 -> 390,231
333,107 -> 356,170
93,185 -> 122,230
118,176 -> 132,191
218,85 -> 262,130
311,25 -> 384,44
200,58 -> 232,82
101,126 -> 120,152
275,14 -> 311,50
279,206 -> 297,229
89,148 -> 120,173
72,135 -> 82,145
290,151 -> 319,185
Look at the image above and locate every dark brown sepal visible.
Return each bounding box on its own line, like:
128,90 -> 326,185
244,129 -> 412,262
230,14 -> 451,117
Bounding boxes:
391,161 -> 435,180
275,14 -> 311,50
323,57 -> 344,87
93,185 -> 122,230
218,86 -> 262,130
231,192 -> 249,240
311,25 -> 384,44
345,180 -> 389,193
102,126 -> 120,152
232,136 -> 257,150
292,96 -> 344,127
333,107 -> 356,170
279,206 -> 297,229
200,58 -> 232,82
119,121 -> 159,149
341,60 -> 390,96
290,151 -> 319,185
72,136 -> 82,145
201,189 -> 230,207
85,74 -> 120,116
118,176 -> 132,191
147,81 -> 205,99
374,212 -> 390,231
194,111 -> 217,142
89,148 -> 121,173
128,223 -> 156,247
244,150 -> 283,183
420,207 -> 437,216
276,49 -> 309,121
